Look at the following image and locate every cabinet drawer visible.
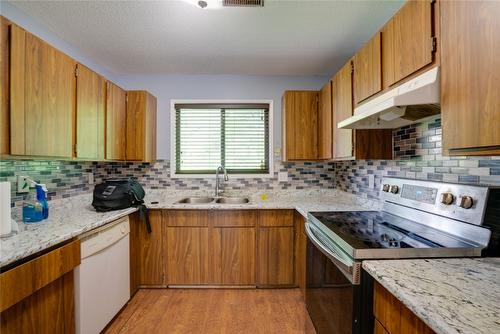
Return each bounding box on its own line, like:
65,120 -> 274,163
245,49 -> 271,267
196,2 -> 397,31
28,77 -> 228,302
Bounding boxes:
166,210 -> 209,227
211,210 -> 257,227
0,239 -> 80,312
258,210 -> 294,227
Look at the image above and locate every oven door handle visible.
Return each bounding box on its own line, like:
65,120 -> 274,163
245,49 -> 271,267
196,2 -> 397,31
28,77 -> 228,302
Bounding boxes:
305,222 -> 361,284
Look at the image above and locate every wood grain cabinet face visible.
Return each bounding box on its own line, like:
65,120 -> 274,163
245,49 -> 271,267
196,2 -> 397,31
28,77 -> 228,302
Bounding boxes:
373,282 -> 435,334
105,82 -> 127,160
10,26 -> 76,157
318,82 -> 332,160
258,210 -> 295,286
126,90 -> 157,163
353,32 -> 382,104
382,0 -> 434,88
76,64 -> 105,159
294,212 -> 307,297
282,90 -> 319,161
130,210 -> 165,289
165,210 -> 210,285
0,17 -> 10,155
332,61 -> 354,160
441,0 -> 500,155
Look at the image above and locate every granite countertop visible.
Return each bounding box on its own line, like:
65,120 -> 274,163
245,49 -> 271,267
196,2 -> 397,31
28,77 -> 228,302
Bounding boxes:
0,188 -> 379,268
363,258 -> 500,334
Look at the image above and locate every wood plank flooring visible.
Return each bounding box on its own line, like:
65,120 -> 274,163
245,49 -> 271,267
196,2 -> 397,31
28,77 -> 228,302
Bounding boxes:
105,288 -> 316,334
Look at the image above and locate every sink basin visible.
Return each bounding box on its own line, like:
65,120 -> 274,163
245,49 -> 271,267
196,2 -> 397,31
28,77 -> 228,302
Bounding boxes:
176,197 -> 214,204
215,197 -> 250,204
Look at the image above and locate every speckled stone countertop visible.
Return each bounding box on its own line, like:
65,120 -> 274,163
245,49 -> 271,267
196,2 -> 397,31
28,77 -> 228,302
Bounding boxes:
363,258 -> 500,334
0,188 -> 379,268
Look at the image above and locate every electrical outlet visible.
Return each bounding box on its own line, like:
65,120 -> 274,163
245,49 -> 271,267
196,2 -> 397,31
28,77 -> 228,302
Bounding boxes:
278,171 -> 288,182
86,173 -> 94,185
17,175 -> 30,193
368,174 -> 375,189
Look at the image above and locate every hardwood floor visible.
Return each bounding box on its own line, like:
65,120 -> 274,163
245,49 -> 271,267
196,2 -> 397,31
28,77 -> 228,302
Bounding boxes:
105,288 -> 316,334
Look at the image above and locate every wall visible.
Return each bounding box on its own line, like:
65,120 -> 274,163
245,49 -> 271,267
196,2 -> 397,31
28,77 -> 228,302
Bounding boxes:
114,74 -> 328,159
334,116 -> 500,199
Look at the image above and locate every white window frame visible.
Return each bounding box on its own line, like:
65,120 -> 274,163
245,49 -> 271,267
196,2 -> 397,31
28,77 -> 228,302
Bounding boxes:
170,99 -> 274,179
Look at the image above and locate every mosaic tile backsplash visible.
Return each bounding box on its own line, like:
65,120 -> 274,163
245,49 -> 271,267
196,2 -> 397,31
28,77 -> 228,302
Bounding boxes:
0,159 -> 335,208
2,115 -> 500,207
334,116 -> 500,199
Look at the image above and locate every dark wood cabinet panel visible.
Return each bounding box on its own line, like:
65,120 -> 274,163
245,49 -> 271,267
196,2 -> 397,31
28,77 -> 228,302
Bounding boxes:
258,210 -> 294,227
294,212 -> 307,297
382,0 -> 434,88
282,90 -> 319,161
126,90 -> 157,163
106,81 -> 127,160
441,0 -> 500,155
130,210 -> 164,289
0,17 -> 10,155
353,32 -> 382,104
332,61 -> 354,159
258,227 -> 294,286
76,64 -> 105,159
318,82 -> 332,160
211,210 -> 257,227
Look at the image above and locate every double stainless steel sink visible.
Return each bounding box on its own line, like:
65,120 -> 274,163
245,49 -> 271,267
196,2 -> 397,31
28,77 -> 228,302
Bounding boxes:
176,197 -> 250,205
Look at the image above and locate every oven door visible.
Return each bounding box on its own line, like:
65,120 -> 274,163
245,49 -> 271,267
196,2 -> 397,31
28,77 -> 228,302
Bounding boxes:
305,222 -> 372,334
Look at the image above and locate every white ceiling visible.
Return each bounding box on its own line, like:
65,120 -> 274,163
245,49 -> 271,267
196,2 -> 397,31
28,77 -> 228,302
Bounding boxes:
7,0 -> 404,76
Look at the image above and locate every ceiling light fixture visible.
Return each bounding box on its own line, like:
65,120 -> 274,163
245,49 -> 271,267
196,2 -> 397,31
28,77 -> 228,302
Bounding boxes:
183,0 -> 222,9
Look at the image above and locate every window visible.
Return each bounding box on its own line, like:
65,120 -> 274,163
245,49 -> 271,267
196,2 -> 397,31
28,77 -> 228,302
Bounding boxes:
173,102 -> 272,176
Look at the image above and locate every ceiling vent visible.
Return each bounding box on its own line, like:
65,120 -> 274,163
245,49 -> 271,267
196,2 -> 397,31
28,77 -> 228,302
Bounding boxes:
222,0 -> 264,7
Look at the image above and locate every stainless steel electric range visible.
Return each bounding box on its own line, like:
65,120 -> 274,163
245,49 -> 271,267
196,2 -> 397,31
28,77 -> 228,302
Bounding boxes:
305,177 -> 499,334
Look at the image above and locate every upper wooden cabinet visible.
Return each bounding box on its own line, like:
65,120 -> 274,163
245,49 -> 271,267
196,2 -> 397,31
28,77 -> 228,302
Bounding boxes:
126,91 -> 157,163
106,82 -> 127,160
318,82 -> 333,160
0,17 -> 10,155
332,60 -> 393,161
332,61 -> 354,159
353,32 -> 382,104
441,0 -> 500,155
282,90 -> 319,161
10,24 -> 76,157
76,64 -> 105,160
382,0 -> 434,88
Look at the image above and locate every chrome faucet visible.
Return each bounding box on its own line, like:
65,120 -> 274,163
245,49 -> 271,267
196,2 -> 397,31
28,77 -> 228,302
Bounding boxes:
215,165 -> 229,197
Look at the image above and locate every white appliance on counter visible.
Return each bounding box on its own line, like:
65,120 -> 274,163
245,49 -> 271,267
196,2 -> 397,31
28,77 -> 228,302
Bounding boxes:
75,216 -> 130,334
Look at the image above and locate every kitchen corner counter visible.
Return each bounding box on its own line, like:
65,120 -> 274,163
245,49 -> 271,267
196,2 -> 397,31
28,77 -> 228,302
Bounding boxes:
0,189 -> 379,269
363,258 -> 500,334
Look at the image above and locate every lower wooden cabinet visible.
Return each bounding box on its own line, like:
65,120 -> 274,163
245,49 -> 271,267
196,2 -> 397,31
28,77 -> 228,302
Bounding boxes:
0,239 -> 80,334
132,209 -> 298,287
294,212 -> 307,296
373,281 -> 434,334
257,210 -> 295,286
130,210 -> 165,293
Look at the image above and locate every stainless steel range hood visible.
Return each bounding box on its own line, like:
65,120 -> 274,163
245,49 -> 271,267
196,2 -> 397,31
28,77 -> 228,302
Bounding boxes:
338,67 -> 440,129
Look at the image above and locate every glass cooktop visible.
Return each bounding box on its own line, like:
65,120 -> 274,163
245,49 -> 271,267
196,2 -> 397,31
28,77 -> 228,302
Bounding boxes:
308,211 -> 478,259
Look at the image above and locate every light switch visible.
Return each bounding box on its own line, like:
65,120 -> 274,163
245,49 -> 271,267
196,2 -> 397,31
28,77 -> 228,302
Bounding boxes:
278,171 -> 288,182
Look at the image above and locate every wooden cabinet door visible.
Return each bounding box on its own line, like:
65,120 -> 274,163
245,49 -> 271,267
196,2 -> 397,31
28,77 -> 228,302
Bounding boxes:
130,210 -> 164,289
318,82 -> 332,160
441,0 -> 500,155
15,31 -> 76,157
76,64 -> 105,159
258,227 -> 294,286
282,90 -> 318,161
165,227 -> 209,285
332,61 -> 354,159
126,90 -> 157,162
0,17 -> 10,155
105,82 -> 127,160
165,210 -> 210,285
294,212 -> 306,297
353,32 -> 381,104
214,227 -> 256,285
382,0 -> 433,88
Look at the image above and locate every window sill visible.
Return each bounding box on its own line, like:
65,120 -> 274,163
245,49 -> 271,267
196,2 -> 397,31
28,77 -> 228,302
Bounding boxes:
170,172 -> 274,179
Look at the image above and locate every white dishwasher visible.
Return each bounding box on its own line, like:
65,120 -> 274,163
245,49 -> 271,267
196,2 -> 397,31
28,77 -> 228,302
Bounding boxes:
75,216 -> 130,334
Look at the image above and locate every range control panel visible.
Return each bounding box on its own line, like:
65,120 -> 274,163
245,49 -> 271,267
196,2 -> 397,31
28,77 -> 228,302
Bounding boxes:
381,178 -> 489,226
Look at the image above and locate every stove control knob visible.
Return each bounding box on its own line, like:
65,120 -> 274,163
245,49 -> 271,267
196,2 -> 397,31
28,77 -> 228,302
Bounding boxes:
440,192 -> 455,205
382,184 -> 390,192
459,196 -> 474,209
390,185 -> 399,194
